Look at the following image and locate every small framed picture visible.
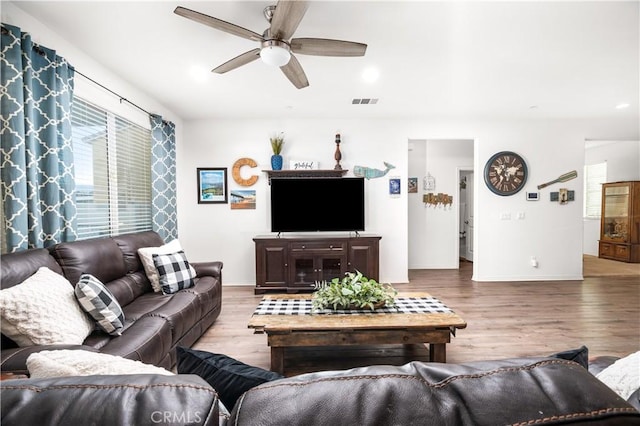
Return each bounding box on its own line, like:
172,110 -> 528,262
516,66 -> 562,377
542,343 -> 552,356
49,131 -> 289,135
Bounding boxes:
389,177 -> 401,197
559,188 -> 569,204
230,190 -> 256,210
408,177 -> 418,193
197,168 -> 228,204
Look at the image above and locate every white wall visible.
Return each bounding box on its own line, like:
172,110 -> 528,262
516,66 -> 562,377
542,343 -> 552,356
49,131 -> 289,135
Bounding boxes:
177,119 -> 409,285
178,117 -> 639,285
408,140 -> 427,268
408,140 -> 473,269
583,141 -> 640,255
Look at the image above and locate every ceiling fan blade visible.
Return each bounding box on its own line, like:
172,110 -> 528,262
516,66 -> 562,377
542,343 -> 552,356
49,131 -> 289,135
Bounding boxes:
270,1 -> 308,40
290,38 -> 367,57
280,54 -> 309,89
212,48 -> 261,74
174,6 -> 263,42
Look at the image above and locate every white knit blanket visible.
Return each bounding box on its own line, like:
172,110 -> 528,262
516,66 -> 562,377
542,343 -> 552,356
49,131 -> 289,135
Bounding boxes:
596,351 -> 640,400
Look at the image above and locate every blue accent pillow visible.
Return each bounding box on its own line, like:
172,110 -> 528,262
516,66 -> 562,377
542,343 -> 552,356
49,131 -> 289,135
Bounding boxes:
176,347 -> 283,410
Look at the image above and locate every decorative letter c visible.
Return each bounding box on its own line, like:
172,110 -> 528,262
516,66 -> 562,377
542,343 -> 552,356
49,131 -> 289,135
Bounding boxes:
232,157 -> 259,187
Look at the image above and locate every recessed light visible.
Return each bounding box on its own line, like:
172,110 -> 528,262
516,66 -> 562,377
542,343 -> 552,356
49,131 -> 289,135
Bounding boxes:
362,67 -> 379,83
615,103 -> 630,109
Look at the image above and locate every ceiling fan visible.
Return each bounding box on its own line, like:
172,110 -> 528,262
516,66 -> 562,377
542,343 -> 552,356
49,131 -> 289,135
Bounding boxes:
174,1 -> 367,89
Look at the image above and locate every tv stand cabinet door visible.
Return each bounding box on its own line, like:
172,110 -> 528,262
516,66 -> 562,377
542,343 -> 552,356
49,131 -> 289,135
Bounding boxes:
255,240 -> 288,293
348,238 -> 380,281
289,252 -> 347,290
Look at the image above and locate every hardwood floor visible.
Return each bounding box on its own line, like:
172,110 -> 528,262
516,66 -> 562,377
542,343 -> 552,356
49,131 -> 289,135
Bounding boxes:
583,254 -> 640,277
193,261 -> 640,377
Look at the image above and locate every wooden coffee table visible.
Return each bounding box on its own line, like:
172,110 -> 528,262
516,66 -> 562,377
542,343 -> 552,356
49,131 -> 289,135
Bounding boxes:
248,292 -> 466,374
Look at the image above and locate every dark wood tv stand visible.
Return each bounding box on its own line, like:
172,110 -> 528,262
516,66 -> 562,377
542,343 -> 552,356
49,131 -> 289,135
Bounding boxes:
253,234 -> 381,294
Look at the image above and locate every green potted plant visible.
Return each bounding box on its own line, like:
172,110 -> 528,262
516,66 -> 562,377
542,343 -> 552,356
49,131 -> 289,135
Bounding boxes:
270,133 -> 284,170
312,270 -> 397,311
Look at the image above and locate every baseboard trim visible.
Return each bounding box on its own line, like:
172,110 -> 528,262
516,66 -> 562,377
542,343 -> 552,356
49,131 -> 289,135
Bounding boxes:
472,275 -> 584,282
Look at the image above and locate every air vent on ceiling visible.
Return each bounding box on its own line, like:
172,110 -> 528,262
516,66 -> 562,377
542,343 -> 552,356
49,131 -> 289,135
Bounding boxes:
352,98 -> 379,105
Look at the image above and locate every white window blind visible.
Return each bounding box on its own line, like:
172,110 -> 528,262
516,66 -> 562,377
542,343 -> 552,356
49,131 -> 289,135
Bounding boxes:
71,98 -> 152,240
583,162 -> 607,219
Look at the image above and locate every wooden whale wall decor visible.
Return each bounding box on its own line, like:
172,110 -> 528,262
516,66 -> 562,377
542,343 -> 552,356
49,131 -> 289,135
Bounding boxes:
353,162 -> 395,179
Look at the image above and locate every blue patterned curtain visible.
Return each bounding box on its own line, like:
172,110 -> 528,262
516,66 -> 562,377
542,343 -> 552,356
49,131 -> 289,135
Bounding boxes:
150,114 -> 177,241
1,23 -> 77,252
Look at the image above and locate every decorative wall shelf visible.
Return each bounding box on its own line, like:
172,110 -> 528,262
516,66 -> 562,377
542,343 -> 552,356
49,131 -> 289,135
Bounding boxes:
263,169 -> 348,184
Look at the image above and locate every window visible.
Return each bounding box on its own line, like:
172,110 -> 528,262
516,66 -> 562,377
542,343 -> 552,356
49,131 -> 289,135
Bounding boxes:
583,162 -> 607,219
71,98 -> 152,240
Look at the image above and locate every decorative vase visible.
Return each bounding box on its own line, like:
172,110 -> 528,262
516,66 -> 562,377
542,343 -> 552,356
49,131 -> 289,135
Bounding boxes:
271,154 -> 283,170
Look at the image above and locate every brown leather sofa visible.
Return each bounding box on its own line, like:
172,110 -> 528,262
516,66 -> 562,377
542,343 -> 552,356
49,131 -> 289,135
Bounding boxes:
1,357 -> 638,426
1,231 -> 222,373
228,358 -> 640,425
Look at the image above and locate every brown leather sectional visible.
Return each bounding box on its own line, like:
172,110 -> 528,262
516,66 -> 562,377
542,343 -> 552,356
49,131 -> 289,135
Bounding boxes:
2,357 -> 638,426
228,358 -> 640,425
0,231 -> 222,374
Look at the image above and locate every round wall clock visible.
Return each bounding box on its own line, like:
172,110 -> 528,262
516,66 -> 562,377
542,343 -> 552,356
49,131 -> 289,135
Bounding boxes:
232,157 -> 259,187
483,151 -> 528,196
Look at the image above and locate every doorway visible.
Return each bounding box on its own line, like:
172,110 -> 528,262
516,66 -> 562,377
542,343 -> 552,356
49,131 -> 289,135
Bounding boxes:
458,169 -> 474,263
407,139 -> 474,270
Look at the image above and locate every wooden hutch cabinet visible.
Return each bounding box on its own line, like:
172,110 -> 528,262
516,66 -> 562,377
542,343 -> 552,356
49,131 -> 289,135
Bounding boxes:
598,181 -> 640,263
253,235 -> 381,294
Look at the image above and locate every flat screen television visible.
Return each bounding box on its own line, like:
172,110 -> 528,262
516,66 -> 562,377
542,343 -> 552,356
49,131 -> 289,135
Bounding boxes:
270,177 -> 365,233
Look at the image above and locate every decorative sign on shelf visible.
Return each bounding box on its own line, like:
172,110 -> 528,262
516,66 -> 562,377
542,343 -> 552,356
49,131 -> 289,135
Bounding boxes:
289,160 -> 319,170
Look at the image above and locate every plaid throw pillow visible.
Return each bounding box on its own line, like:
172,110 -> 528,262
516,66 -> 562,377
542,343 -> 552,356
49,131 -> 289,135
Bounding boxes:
75,273 -> 125,336
152,250 -> 196,295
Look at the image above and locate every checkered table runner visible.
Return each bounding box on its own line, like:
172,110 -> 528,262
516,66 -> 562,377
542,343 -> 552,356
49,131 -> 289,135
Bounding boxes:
253,297 -> 454,316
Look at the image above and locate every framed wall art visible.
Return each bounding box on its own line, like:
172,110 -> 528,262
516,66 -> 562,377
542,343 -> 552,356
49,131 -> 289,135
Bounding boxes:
230,190 -> 256,210
408,177 -> 418,193
389,177 -> 401,198
197,168 -> 228,204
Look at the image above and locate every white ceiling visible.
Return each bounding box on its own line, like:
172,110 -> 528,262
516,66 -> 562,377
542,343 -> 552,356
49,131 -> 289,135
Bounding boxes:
10,1 -> 639,122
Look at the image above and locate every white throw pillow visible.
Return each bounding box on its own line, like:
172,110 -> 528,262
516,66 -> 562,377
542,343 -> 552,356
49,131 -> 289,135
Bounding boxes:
596,351 -> 640,400
27,349 -> 174,378
0,267 -> 94,346
138,239 -> 197,292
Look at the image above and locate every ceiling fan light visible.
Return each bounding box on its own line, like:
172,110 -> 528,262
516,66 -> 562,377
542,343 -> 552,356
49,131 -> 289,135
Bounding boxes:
260,45 -> 291,67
